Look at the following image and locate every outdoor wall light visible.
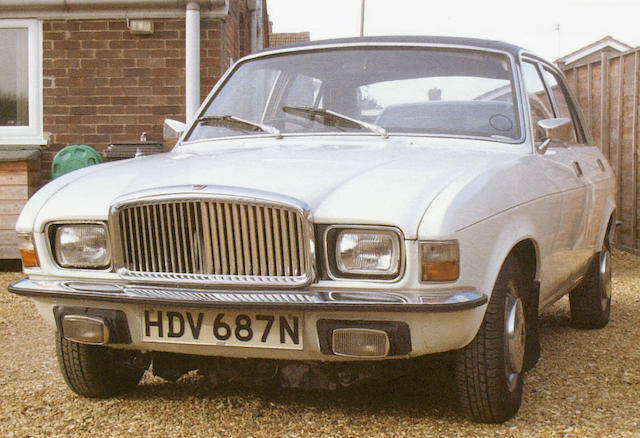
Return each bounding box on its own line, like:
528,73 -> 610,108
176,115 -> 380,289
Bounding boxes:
127,18 -> 154,35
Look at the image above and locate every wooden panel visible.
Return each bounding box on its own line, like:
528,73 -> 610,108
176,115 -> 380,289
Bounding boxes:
0,215 -> 18,230
0,200 -> 26,215
560,49 -> 640,252
0,245 -> 19,259
0,161 -> 27,172
632,52 -> 639,251
0,170 -> 29,185
1,186 -> 29,200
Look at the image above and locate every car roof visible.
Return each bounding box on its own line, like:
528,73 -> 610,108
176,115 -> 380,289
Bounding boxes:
259,36 -> 527,58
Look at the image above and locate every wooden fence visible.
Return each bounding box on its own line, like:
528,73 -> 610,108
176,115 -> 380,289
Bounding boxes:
561,48 -> 640,253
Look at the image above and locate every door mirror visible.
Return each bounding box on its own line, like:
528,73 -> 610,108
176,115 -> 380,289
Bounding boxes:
163,118 -> 186,141
536,117 -> 573,154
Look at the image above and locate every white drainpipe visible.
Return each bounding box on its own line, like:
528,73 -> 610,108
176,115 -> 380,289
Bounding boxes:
185,1 -> 201,124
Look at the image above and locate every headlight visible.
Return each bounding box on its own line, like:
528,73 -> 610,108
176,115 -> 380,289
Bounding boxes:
420,241 -> 459,282
328,227 -> 402,279
53,224 -> 110,269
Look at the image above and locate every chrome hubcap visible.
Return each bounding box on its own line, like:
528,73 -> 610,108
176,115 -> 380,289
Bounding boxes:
599,250 -> 612,311
505,284 -> 525,392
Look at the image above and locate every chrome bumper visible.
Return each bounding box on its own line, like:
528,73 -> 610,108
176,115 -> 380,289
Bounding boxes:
9,278 -> 487,313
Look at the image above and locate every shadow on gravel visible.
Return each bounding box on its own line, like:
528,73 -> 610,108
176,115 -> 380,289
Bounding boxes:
0,259 -> 21,272
124,354 -> 461,419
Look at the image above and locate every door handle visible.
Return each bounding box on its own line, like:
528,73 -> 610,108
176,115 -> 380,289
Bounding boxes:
597,158 -> 606,172
572,161 -> 583,177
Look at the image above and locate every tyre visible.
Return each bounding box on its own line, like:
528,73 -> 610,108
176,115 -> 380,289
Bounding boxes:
455,257 -> 527,423
569,238 -> 612,329
56,333 -> 148,398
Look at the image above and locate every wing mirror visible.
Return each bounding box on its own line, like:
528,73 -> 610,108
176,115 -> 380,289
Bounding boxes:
536,118 -> 573,154
163,118 -> 186,141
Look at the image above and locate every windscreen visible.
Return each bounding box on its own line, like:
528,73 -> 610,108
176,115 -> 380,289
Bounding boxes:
185,47 -> 520,142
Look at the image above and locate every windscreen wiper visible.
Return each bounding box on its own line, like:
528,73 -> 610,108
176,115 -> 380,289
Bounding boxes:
282,105 -> 388,139
196,115 -> 282,139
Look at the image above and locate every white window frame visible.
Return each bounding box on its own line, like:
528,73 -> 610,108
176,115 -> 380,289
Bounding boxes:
0,19 -> 44,145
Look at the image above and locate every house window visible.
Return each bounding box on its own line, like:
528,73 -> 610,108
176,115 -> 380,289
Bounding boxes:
0,19 -> 43,144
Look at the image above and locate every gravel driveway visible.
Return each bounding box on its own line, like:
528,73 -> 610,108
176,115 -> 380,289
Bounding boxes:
2,250 -> 639,437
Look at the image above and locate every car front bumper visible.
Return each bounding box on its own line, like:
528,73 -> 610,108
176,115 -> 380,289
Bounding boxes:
10,278 -> 488,360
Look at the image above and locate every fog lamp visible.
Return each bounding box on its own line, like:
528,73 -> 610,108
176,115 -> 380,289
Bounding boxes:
332,328 -> 390,357
62,315 -> 110,345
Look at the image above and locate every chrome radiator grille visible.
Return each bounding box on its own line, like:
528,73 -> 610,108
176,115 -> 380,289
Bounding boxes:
111,199 -> 312,286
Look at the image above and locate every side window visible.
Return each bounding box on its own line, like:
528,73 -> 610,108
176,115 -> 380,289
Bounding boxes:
521,61 -> 555,143
542,68 -> 580,143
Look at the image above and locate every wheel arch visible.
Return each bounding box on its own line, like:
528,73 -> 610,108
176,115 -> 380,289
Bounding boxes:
597,207 -> 616,252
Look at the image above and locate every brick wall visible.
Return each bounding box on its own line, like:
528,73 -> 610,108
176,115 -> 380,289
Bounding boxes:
40,0 -> 254,184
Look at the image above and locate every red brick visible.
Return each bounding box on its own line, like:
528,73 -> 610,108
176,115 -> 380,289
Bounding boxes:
110,58 -> 136,68
136,39 -> 165,49
120,50 -> 147,61
95,49 -> 124,59
43,68 -> 67,77
51,58 -> 80,69
83,134 -> 111,144
70,106 -> 97,116
79,21 -> 109,31
44,31 -> 67,41
109,40 -> 136,49
80,58 -> 109,69
81,77 -> 109,88
111,96 -> 138,105
82,40 -> 109,50
69,124 -> 96,134
67,87 -> 98,97
153,30 -> 179,40
52,21 -> 79,31
122,86 -> 153,96
123,68 -> 150,77
53,96 -> 86,106
136,115 -> 164,125
97,124 -> 123,134
135,57 -> 165,68
108,21 -> 127,31
109,77 -> 138,87
53,40 -> 81,50
45,88 -> 69,98
96,106 -> 124,115
126,105 -> 153,115
165,40 -> 184,49
138,95 -> 167,105
46,105 -> 71,115
81,96 -> 110,106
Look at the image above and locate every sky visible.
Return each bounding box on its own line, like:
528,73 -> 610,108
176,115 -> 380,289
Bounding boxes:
266,0 -> 640,62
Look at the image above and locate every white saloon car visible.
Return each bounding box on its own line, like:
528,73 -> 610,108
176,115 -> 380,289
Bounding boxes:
11,36 -> 615,423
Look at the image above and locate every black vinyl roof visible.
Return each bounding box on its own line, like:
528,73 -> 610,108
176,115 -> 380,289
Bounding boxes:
260,35 -> 528,58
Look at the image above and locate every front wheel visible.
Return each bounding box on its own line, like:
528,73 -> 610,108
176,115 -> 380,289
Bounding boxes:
455,257 -> 526,423
56,333 -> 149,398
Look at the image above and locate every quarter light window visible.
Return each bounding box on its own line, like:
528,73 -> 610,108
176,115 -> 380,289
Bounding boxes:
0,19 -> 43,144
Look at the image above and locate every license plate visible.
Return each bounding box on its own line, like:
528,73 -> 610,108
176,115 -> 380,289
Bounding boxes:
142,308 -> 303,350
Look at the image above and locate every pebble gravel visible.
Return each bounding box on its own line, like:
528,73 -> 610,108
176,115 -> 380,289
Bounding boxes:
1,250 -> 640,437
